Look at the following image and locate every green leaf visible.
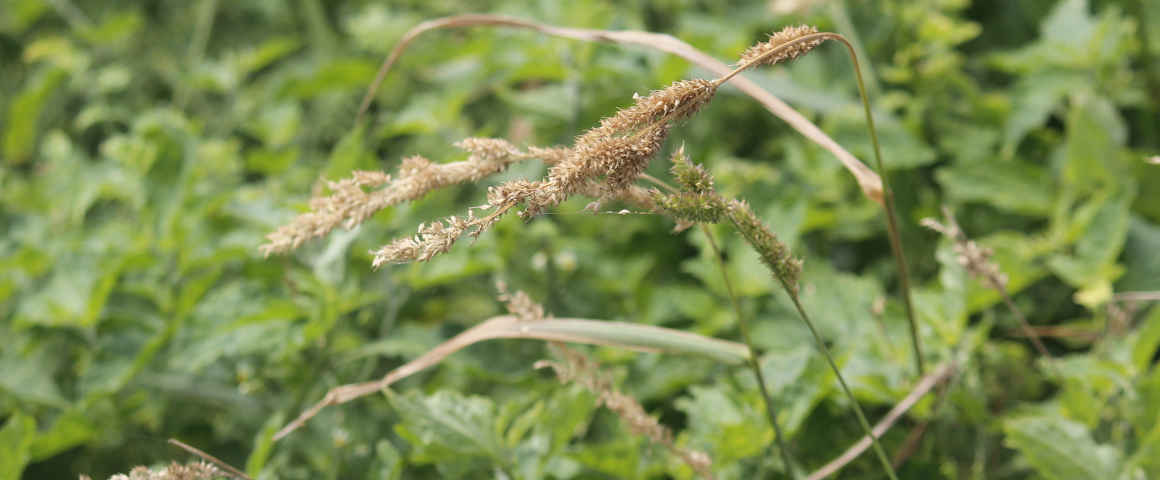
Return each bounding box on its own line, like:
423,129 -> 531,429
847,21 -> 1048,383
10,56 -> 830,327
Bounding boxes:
1133,308 -> 1160,375
3,67 -> 66,165
1117,218 -> 1160,292
0,414 -> 35,480
388,389 -> 510,473
676,385 -> 769,465
936,160 -> 1055,215
372,440 -> 404,480
1004,416 -> 1121,480
0,345 -> 66,408
1046,186 -> 1134,308
28,408 -> 96,461
0,0 -> 48,34
1000,73 -> 1073,154
1062,94 -> 1128,191
245,413 -> 285,477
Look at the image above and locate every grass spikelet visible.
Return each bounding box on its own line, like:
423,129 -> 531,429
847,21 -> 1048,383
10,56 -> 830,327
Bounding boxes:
95,462 -> 221,480
669,146 -> 715,194
922,206 -> 1052,359
563,124 -> 672,193
261,139 -> 557,256
582,79 -> 717,141
726,199 -> 802,289
737,25 -> 822,67
371,213 -> 476,267
651,190 -> 728,224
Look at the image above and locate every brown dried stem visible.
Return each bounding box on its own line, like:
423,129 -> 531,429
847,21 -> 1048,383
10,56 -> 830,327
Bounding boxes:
273,315 -> 748,440
167,438 -> 250,480
805,363 -> 955,480
922,206 -> 1051,358
356,14 -> 883,203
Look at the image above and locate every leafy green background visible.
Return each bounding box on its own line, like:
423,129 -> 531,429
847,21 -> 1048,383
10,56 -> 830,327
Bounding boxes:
2,0 -> 1158,478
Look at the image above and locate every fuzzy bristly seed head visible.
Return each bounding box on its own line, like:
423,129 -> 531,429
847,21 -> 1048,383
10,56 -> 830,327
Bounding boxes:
651,190 -> 728,224
584,79 -> 717,141
727,199 -> 802,287
738,25 -> 822,67
555,123 -> 671,196
669,147 -> 714,194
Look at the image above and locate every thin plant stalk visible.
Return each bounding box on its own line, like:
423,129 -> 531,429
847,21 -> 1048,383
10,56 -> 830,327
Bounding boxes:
772,275 -> 900,480
702,225 -> 800,479
838,36 -> 926,378
719,32 -> 925,377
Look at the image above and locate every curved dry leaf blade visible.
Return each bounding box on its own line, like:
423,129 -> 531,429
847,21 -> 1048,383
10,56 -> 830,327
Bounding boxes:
273,315 -> 749,440
806,363 -> 955,480
358,14 -> 883,203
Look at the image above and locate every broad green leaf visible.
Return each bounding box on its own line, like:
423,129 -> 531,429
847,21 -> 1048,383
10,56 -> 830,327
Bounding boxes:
0,346 -> 66,408
936,160 -> 1054,215
372,440 -> 404,480
0,0 -> 48,34
676,385 -> 769,465
1004,416 -> 1121,480
1047,186 -> 1133,308
0,414 -> 35,480
29,408 -> 96,461
232,36 -> 302,78
1133,308 -> 1160,374
1062,94 -> 1128,191
245,413 -> 285,477
388,389 -> 510,474
1000,73 -> 1073,155
1117,218 -> 1160,292
1051,353 -> 1131,427
3,67 -> 66,165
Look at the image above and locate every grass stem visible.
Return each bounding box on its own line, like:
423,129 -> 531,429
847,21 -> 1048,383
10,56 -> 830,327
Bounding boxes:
774,276 -> 900,480
832,36 -> 925,377
713,32 -> 925,376
702,226 -> 800,479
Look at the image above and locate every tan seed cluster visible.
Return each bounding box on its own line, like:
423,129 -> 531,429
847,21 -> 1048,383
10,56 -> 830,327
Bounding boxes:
496,282 -> 547,322
370,214 -> 476,267
738,25 -> 823,67
921,207 -> 1008,289
371,79 -> 719,266
83,462 -> 220,480
261,139 -> 552,256
582,79 -> 717,141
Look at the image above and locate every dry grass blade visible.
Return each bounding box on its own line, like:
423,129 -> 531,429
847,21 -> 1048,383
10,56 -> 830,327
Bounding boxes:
167,438 -> 251,480
274,315 -> 748,440
357,14 -> 883,203
806,363 -> 955,480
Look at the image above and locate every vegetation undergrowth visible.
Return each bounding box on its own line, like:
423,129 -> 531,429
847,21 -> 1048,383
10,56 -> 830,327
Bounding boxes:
2,1 -> 1158,479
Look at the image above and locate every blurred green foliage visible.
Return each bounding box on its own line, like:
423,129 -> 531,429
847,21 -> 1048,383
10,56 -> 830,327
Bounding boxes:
1,0 -> 1158,478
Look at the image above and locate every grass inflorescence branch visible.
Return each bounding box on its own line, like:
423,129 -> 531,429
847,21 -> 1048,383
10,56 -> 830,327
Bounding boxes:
265,21 -> 915,480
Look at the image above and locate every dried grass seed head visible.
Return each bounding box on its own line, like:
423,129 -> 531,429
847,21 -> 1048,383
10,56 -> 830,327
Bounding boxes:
261,138 -> 560,257
921,208 -> 1008,289
371,213 -> 476,267
103,462 -> 220,480
584,79 -> 717,141
738,25 -> 822,67
549,123 -> 671,199
496,283 -> 547,322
